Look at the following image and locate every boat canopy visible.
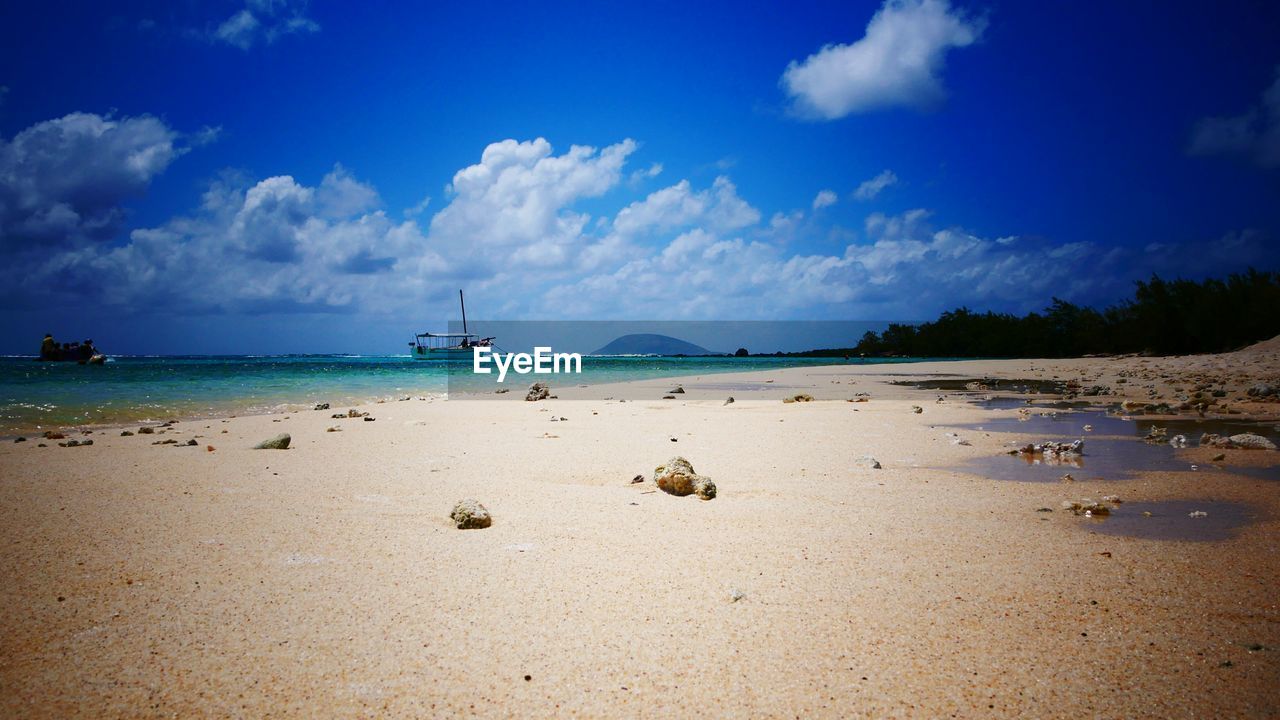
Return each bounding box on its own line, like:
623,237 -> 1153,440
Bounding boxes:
414,332 -> 478,339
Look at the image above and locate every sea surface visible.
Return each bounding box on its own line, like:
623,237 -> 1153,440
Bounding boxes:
0,354 -> 944,432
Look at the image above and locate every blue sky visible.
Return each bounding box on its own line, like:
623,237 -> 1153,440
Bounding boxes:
1,0 -> 1278,353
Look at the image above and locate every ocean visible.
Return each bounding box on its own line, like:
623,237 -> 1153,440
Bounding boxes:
0,354 -> 942,431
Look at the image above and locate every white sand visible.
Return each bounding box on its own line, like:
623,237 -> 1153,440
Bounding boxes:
1,349 -> 1278,717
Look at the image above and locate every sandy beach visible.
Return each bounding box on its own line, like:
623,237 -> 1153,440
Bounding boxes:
2,345 -> 1279,718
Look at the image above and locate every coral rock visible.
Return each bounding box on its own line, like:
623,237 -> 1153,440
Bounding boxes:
1228,433 -> 1277,450
653,456 -> 716,500
253,433 -> 291,450
451,499 -> 492,529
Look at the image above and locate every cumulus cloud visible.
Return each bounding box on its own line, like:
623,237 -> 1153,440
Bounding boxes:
2,136 -> 645,315
7,166 -> 442,313
853,169 -> 898,200
214,0 -> 319,49
812,189 -> 838,210
1188,66 -> 1280,169
611,176 -> 760,237
781,0 -> 985,119
532,203 -> 1278,320
9,131 -> 1274,325
0,112 -> 187,252
428,137 -> 636,271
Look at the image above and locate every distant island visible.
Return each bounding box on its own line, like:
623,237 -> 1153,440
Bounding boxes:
592,334 -> 717,356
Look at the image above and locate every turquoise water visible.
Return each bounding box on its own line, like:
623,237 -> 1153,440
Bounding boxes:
0,354 -> 937,431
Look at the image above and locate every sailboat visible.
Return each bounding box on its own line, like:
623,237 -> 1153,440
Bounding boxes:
409,290 -> 495,360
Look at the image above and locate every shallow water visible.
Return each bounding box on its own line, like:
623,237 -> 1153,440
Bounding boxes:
677,382 -> 808,392
894,378 -> 1068,394
972,397 -> 1035,410
957,404 -> 1280,443
0,354 -> 954,430
0,355 -> 449,430
1133,417 -> 1280,444
1079,500 -> 1257,541
952,406 -> 1280,482
956,438 -> 1196,482
957,408 -> 1136,437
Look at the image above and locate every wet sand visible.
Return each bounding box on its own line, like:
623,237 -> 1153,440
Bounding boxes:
1,346 -> 1279,717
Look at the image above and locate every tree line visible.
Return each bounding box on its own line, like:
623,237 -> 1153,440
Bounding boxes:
787,270 -> 1280,358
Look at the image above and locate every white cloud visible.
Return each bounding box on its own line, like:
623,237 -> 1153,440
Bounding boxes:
781,0 -> 985,119
0,112 -> 187,251
214,0 -> 319,49
428,137 -> 636,271
612,180 -> 707,236
853,169 -> 899,200
7,129 -> 1272,324
315,164 -> 380,218
2,136 -> 644,315
403,194 -> 432,218
812,189 -> 838,209
1188,66 -> 1280,169
190,125 -> 223,147
215,10 -> 260,49
533,205 -> 1270,320
629,162 -> 664,185
612,176 -> 760,237
13,167 -> 443,313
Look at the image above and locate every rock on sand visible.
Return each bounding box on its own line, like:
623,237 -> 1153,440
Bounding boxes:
253,433 -> 291,450
1228,433 -> 1277,450
451,499 -> 492,529
653,456 -> 716,500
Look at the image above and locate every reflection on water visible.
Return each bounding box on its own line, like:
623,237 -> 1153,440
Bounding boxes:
958,438 -> 1194,482
958,403 -> 1280,444
952,406 -> 1280,482
972,397 -> 1031,410
1134,417 -> 1280,444
1081,500 -> 1257,541
957,408 -> 1134,437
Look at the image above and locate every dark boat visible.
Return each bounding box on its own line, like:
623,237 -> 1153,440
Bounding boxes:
37,335 -> 106,364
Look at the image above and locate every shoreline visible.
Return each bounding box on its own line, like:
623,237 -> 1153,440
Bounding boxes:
9,347 -> 1280,438
0,355 -> 955,438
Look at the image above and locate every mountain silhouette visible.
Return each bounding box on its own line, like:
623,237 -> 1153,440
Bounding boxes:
592,333 -> 716,355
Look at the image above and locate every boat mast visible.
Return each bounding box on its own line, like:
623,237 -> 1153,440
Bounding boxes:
459,289 -> 468,336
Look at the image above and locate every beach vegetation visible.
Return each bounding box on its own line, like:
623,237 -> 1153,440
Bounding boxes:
813,270 -> 1280,358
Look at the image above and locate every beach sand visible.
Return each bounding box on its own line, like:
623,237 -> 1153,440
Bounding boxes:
1,345 -> 1278,717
